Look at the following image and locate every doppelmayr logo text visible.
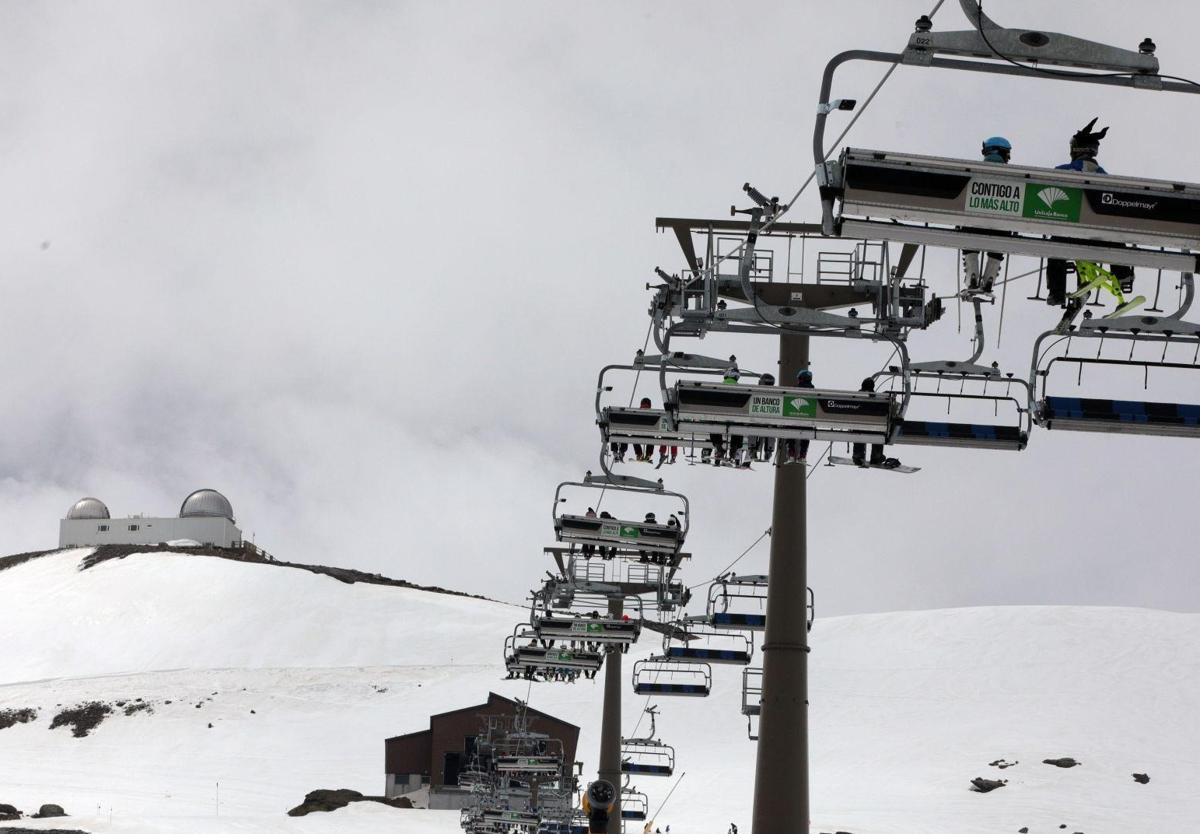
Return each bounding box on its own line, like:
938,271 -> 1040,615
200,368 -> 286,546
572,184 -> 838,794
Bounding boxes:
1102,193 -> 1158,211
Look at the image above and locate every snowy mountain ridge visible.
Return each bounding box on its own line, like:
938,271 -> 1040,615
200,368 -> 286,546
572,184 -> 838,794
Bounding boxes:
1,548 -> 1198,833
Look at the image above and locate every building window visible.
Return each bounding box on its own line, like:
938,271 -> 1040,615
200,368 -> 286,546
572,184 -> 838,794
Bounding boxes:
128,524 -> 139,531
97,524 -> 109,532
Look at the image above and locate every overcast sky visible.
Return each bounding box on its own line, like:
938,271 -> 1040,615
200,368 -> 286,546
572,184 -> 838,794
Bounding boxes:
2,0 -> 1199,616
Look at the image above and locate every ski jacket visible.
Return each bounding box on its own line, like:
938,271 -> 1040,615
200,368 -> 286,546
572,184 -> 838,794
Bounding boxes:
1056,158 -> 1108,174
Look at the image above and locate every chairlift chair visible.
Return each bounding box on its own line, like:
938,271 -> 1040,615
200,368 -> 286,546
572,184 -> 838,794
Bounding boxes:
814,3 -> 1200,277
482,808 -> 542,829
663,621 -> 753,665
553,476 -> 689,558
620,788 -> 649,822
884,366 -> 1031,451
531,612 -> 641,649
695,578 -> 813,633
704,574 -> 769,631
620,737 -> 676,777
504,629 -> 604,674
631,656 -> 712,697
1033,334 -> 1200,438
669,380 -> 897,447
494,754 -> 564,776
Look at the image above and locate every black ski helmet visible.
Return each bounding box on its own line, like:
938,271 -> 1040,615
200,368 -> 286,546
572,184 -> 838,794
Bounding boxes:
1070,117 -> 1108,160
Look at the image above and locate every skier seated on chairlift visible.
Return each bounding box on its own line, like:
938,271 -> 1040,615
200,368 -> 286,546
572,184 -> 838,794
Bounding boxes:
582,507 -> 597,558
1045,118 -> 1136,310
851,377 -> 901,469
639,512 -> 658,563
744,372 -> 776,467
598,511 -> 617,559
961,136 -> 1012,295
784,368 -> 815,464
634,398 -> 654,462
703,364 -> 744,465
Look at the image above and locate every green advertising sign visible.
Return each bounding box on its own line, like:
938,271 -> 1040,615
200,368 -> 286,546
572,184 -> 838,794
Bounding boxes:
965,177 -> 1083,224
1022,183 -> 1082,222
619,525 -> 640,538
783,396 -> 817,417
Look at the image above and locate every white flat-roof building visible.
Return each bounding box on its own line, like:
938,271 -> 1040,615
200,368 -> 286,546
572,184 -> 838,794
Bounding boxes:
59,489 -> 243,549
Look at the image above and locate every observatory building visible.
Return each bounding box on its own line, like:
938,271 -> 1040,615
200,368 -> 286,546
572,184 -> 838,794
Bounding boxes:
59,489 -> 243,549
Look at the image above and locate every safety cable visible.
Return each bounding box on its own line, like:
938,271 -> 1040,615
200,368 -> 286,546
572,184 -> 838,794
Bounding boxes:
688,527 -> 772,591
628,318 -> 657,408
711,0 -> 950,336
931,262 -> 1039,305
596,318 -> 657,515
973,1 -> 1200,89
764,0 -> 948,233
649,770 -> 687,824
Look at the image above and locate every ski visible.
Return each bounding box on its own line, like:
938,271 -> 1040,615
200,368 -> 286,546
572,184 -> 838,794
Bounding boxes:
1106,295 -> 1147,318
827,455 -> 920,474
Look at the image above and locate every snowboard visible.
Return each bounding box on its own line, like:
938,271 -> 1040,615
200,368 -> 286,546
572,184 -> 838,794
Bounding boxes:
828,455 -> 920,474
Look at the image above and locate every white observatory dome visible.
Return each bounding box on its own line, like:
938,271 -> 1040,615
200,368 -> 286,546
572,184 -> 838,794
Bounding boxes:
179,489 -> 234,522
66,497 -> 111,520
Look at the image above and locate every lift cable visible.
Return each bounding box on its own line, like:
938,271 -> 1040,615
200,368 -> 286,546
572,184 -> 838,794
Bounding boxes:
763,0 -> 949,234
688,527 -> 773,591
734,0 -> 949,332
595,319 -> 658,516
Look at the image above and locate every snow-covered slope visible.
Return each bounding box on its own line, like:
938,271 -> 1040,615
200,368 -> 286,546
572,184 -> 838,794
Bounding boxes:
2,549 -> 1198,834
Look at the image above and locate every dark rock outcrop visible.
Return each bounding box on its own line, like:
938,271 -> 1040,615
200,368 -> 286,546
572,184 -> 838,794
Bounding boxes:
1133,772 -> 1150,784
1043,757 -> 1081,768
288,789 -> 365,817
0,709 -> 38,731
49,703 -> 112,738
970,777 -> 1007,793
287,789 -> 412,817
32,805 -> 66,818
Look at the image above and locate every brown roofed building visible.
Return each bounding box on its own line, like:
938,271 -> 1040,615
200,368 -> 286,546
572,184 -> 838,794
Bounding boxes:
385,691 -> 580,809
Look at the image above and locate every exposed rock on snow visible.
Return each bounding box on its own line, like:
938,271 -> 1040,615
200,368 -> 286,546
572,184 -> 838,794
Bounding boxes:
286,789 -> 412,817
0,709 -> 37,731
48,702 -> 112,738
1133,773 -> 1150,784
969,778 -> 1007,793
32,804 -> 67,818
0,805 -> 21,821
1043,757 -> 1081,768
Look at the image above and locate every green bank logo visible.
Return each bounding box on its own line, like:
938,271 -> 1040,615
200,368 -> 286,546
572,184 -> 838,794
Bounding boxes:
1023,183 -> 1082,222
966,178 -> 1023,217
784,396 -> 817,418
619,525 -> 640,538
749,394 -> 783,416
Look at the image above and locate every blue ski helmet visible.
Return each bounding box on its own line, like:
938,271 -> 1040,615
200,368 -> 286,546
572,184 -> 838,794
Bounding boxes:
981,136 -> 1011,160
797,368 -> 813,380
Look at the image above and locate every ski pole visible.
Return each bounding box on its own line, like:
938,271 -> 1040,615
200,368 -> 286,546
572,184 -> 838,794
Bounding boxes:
649,770 -> 686,824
